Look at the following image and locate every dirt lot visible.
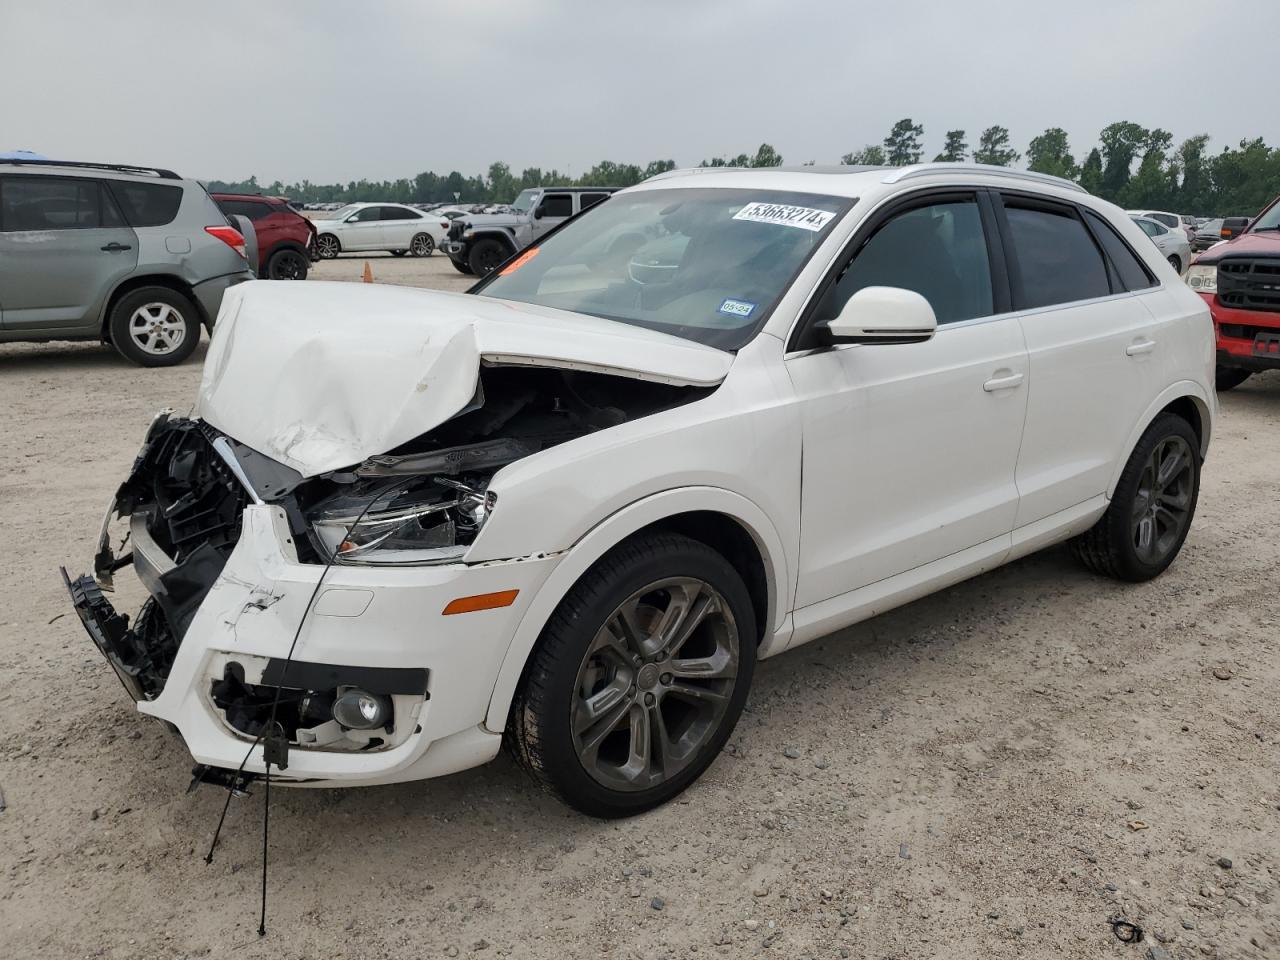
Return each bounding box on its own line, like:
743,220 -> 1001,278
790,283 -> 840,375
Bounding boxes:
2,255 -> 1277,959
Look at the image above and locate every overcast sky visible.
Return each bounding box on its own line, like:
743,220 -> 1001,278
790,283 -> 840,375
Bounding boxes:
4,0 -> 1277,184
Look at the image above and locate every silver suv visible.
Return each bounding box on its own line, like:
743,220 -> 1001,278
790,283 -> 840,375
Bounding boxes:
443,186 -> 615,276
0,160 -> 255,366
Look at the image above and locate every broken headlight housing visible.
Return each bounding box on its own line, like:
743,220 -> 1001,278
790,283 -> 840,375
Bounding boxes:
308,477 -> 495,565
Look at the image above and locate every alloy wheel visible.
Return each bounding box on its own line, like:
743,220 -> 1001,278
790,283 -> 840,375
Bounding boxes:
1131,435 -> 1194,564
270,250 -> 307,279
128,302 -> 187,356
571,577 -> 739,793
316,235 -> 339,258
411,234 -> 434,256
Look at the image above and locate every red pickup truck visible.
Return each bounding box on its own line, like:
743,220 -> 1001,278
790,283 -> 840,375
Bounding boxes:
1188,195 -> 1280,390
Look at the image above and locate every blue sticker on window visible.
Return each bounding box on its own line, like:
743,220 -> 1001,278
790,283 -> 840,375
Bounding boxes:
719,298 -> 756,319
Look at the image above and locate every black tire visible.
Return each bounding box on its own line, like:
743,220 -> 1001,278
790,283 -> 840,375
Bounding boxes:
315,234 -> 341,259
1167,254 -> 1182,274
507,533 -> 757,818
468,237 -> 509,276
107,286 -> 201,367
410,233 -> 434,257
1072,412 -> 1200,582
266,247 -> 309,280
450,257 -> 475,276
389,250 -> 407,258
1215,366 -> 1252,391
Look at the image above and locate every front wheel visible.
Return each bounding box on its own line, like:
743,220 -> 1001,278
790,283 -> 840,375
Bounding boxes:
1215,366 -> 1252,391
315,234 -> 340,259
468,237 -> 509,276
508,533 -> 756,818
410,233 -> 434,257
449,257 -> 475,275
1072,412 -> 1200,582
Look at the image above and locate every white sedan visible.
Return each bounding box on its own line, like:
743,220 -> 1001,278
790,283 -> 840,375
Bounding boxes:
70,164 -> 1215,818
312,202 -> 450,258
1131,215 -> 1193,274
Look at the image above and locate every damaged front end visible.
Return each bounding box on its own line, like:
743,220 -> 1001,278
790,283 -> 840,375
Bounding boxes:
64,363 -> 710,745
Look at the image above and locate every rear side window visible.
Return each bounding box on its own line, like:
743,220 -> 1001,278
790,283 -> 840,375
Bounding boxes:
0,176 -> 122,230
1149,213 -> 1178,229
1003,202 -> 1110,309
380,206 -> 420,220
539,194 -> 573,218
109,181 -> 183,227
1085,210 -> 1156,291
579,192 -> 609,211
216,199 -> 274,222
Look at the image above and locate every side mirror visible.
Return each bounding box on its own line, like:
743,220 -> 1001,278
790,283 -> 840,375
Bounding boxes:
345,215 -> 359,223
1221,216 -> 1250,239
532,206 -> 544,220
825,286 -> 937,345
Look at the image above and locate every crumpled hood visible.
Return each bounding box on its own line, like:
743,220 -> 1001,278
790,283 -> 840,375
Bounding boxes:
196,281 -> 731,477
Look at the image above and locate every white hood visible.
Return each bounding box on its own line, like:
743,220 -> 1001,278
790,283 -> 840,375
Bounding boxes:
196,281 -> 731,477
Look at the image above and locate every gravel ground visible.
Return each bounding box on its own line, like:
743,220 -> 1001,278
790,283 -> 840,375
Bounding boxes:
1,256 -> 1277,959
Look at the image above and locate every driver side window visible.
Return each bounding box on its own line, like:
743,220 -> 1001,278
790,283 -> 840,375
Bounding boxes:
352,206 -> 381,222
819,197 -> 994,327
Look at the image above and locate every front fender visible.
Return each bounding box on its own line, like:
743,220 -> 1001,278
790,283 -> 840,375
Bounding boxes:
482,485 -> 791,734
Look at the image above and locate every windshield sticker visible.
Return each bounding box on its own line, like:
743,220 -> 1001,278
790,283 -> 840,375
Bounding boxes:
718,298 -> 756,319
498,246 -> 539,276
733,202 -> 835,232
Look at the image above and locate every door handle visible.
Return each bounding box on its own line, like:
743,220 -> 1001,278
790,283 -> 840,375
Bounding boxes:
101,242 -> 132,252
1126,339 -> 1156,357
983,372 -> 1024,392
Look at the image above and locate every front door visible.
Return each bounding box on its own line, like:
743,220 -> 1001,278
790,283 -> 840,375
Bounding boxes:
532,192 -> 574,241
342,205 -> 385,250
0,175 -> 138,331
787,192 -> 1028,608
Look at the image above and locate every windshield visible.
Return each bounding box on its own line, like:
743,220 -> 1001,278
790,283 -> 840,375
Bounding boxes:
328,204 -> 359,220
512,189 -> 538,214
475,187 -> 852,350
1253,198 -> 1280,231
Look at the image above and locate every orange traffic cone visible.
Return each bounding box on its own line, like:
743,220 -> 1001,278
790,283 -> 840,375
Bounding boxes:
362,261 -> 373,283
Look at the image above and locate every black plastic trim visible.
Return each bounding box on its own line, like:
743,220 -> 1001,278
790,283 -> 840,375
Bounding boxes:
261,659 -> 430,696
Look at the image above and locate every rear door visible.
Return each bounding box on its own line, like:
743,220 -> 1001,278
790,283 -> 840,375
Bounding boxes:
0,175 -> 138,332
997,193 -> 1163,528
379,205 -> 421,248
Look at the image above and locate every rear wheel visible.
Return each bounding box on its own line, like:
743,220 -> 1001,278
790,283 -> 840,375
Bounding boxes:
316,234 -> 340,259
410,233 -> 434,257
266,247 -> 308,280
468,237 -> 509,276
1073,412 -> 1200,582
1167,254 -> 1183,273
108,287 -> 201,367
1215,366 -> 1252,391
508,533 -> 756,818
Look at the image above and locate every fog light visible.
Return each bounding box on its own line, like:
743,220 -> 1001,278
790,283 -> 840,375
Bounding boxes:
332,689 -> 391,730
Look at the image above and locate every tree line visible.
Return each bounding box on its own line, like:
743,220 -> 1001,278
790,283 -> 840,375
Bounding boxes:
209,120 -> 1280,216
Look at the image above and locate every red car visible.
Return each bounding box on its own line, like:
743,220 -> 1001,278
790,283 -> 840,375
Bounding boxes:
1187,195 -> 1280,390
212,193 -> 317,280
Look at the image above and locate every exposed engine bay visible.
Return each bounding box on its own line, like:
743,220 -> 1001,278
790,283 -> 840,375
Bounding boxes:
78,363 -> 711,719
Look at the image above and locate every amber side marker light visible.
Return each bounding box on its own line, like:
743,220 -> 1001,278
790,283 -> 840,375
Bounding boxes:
442,589 -> 520,615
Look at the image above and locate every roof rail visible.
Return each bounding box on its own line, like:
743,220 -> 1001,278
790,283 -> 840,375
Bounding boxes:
881,162 -> 1086,194
0,158 -> 181,180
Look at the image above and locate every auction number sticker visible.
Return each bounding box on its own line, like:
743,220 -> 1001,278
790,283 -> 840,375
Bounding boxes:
733,201 -> 835,232
719,298 -> 756,318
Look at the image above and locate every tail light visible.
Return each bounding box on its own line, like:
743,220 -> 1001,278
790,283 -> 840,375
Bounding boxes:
206,225 -> 246,259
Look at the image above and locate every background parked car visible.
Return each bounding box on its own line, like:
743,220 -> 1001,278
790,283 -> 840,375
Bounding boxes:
212,193 -> 316,280
1131,215 -> 1192,272
0,159 -> 253,366
311,202 -> 449,259
1127,209 -> 1196,242
1192,218 -> 1226,251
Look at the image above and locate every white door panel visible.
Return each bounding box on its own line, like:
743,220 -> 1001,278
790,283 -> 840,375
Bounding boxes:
788,315 -> 1028,608
1013,294 -> 1160,527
